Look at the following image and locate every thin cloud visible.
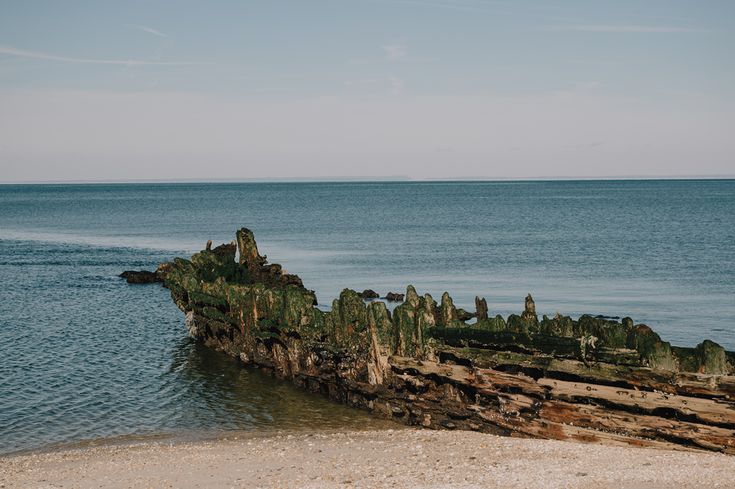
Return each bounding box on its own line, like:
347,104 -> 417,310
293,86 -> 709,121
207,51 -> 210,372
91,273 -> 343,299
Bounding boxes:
0,45 -> 208,66
126,24 -> 168,38
382,44 -> 407,60
550,25 -> 700,33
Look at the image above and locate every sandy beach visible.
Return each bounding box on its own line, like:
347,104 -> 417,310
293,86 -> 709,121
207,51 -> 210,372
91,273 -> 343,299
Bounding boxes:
2,429 -> 733,489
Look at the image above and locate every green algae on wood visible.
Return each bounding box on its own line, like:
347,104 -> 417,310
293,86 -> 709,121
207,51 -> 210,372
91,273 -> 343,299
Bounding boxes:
157,228 -> 735,454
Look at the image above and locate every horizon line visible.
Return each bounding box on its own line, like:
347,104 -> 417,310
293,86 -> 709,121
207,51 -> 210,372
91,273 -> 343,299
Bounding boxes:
2,175 -> 735,185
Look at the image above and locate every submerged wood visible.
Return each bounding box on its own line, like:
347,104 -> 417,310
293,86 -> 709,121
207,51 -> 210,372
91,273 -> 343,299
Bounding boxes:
159,228 -> 735,454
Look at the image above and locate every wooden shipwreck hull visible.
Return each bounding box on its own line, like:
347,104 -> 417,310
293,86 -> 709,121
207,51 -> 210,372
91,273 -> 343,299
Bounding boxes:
159,228 -> 735,453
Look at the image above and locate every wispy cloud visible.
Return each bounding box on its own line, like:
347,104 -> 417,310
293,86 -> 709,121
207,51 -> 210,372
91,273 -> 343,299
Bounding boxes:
126,24 -> 168,38
550,24 -> 700,33
382,44 -> 407,60
0,45 -> 208,66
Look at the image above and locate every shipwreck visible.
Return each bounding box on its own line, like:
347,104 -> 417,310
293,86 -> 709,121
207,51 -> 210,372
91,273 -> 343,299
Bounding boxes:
149,228 -> 735,453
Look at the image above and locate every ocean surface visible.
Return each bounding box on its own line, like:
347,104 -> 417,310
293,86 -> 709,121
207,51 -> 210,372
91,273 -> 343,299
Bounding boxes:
1,180 -> 734,455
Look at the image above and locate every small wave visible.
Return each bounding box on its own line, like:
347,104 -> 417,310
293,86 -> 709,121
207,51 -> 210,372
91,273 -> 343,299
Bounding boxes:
0,229 -> 200,253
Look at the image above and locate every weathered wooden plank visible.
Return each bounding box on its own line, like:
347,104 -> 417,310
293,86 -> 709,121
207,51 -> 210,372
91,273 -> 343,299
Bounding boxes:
446,347 -> 735,399
537,377 -> 735,427
471,406 -> 697,452
540,400 -> 735,454
389,356 -> 547,397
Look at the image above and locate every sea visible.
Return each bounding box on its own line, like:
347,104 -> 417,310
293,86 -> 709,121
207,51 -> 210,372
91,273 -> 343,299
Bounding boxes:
1,180 -> 733,455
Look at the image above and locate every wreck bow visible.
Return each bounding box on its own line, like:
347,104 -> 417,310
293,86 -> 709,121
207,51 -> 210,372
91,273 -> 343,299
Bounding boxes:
160,228 -> 735,453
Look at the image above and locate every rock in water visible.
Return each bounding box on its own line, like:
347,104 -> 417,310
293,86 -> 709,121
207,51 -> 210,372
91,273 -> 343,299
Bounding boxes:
119,270 -> 161,284
384,292 -> 405,302
157,228 -> 735,454
360,289 -> 380,299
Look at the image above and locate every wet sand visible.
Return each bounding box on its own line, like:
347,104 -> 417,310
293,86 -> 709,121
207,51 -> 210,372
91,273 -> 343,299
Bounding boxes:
2,429 -> 733,489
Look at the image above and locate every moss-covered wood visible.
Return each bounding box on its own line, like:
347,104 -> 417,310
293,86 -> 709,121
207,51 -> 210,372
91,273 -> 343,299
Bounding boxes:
158,228 -> 735,454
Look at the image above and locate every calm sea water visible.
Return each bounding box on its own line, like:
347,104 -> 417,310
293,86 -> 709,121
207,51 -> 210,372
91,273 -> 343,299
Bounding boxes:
1,180 -> 733,454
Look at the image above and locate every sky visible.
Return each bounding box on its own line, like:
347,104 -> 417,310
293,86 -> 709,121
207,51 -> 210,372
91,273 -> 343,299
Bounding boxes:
0,0 -> 733,182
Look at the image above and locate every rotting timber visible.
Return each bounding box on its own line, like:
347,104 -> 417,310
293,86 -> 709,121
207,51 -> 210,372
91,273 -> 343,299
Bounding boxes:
159,228 -> 735,454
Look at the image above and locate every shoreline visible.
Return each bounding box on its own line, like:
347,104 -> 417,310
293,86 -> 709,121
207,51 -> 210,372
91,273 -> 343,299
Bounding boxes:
2,429 -> 734,489
0,422 -> 401,458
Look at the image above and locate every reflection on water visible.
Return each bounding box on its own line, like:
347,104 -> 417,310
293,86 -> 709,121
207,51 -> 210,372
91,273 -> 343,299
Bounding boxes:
167,339 -> 392,433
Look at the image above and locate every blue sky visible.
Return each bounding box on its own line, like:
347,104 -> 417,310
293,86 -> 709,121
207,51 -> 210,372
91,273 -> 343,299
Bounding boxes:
0,0 -> 733,181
